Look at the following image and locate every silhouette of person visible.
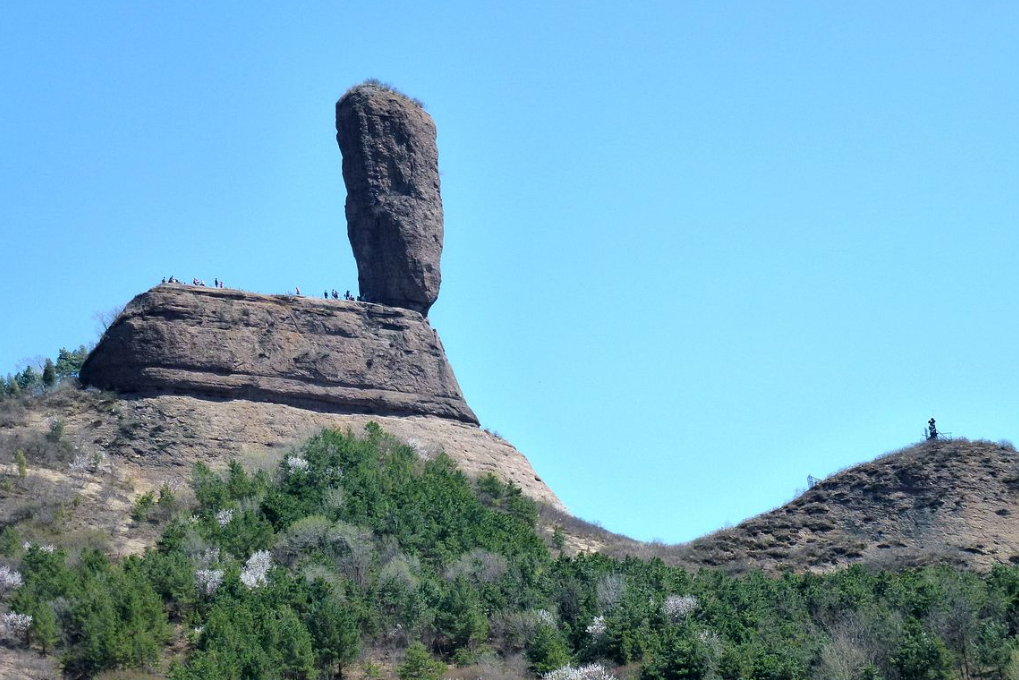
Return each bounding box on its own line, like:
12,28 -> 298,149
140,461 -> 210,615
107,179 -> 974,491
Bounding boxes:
927,418 -> 938,441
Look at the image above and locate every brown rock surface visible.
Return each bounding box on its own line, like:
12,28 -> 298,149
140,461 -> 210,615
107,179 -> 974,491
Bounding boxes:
80,284 -> 477,424
336,84 -> 443,315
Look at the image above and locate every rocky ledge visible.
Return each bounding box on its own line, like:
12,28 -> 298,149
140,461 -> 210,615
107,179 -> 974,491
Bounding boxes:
80,284 -> 478,424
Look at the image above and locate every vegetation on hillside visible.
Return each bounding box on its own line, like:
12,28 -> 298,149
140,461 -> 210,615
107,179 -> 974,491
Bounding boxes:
1,346 -> 89,399
3,423 -> 1019,680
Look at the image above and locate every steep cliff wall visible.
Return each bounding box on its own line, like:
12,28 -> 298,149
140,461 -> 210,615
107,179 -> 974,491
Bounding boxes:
80,285 -> 478,424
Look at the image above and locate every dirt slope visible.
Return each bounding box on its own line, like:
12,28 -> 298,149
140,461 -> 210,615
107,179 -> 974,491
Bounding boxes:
670,438 -> 1019,572
0,386 -> 563,557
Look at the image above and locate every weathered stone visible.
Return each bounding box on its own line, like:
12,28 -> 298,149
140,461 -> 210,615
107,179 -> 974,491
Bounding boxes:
336,84 -> 442,316
80,285 -> 478,424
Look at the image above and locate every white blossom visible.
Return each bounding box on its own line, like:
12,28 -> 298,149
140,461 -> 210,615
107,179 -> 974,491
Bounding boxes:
1,612 -> 33,641
286,456 -> 309,473
543,664 -> 617,680
69,450 -> 110,474
586,615 -> 606,637
195,569 -> 224,596
21,542 -> 32,551
663,594 -> 699,622
240,550 -> 272,589
216,509 -> 234,527
40,544 -> 55,554
0,565 -> 24,596
536,609 -> 557,627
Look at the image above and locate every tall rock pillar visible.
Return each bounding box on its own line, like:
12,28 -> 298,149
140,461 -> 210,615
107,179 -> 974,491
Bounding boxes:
336,84 -> 443,316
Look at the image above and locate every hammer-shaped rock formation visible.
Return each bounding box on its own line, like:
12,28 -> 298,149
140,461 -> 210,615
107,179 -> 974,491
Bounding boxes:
80,285 -> 478,424
336,84 -> 443,316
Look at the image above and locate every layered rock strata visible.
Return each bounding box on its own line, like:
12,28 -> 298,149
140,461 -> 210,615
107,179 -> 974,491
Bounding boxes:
80,285 -> 478,424
336,85 -> 443,316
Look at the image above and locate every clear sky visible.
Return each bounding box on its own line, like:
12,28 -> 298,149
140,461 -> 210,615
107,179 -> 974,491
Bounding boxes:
2,2 -> 1016,543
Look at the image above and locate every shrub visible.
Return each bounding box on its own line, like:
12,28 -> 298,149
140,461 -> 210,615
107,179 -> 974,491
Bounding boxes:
132,492 -> 156,522
46,419 -> 64,443
15,449 -> 27,479
398,641 -> 446,680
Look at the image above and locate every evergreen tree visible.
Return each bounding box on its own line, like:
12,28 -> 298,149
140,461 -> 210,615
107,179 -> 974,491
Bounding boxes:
41,358 -> 56,388
6,373 -> 20,397
306,590 -> 360,678
16,366 -> 39,391
30,601 -> 59,654
527,623 -> 572,674
397,642 -> 446,680
54,345 -> 88,380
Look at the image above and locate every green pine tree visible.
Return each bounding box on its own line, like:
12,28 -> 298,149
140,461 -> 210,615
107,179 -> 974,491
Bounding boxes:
42,359 -> 56,388
397,642 -> 446,680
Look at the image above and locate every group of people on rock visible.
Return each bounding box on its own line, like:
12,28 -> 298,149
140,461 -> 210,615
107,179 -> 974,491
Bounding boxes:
323,289 -> 366,302
162,276 -> 226,289
162,276 -> 372,302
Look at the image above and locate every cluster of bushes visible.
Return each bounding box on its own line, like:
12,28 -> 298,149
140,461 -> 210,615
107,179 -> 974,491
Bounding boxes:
1,346 -> 89,399
4,424 -> 1019,680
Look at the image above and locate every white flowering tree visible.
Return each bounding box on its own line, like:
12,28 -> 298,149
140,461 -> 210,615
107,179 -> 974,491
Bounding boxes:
663,594 -> 699,622
216,509 -> 234,527
1,612 -> 33,645
0,565 -> 23,598
240,550 -> 272,589
195,569 -> 224,596
544,664 -> 618,680
286,456 -> 309,474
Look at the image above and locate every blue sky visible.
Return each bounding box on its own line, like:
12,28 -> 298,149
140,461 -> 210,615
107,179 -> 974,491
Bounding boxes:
2,2 -> 1016,542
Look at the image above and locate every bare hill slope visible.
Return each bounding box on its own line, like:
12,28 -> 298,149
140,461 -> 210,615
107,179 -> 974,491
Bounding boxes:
670,438 -> 1019,572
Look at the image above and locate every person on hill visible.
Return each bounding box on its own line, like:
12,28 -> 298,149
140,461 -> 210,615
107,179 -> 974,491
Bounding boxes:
927,417 -> 938,441
295,286 -> 301,296
214,278 -> 219,287
324,290 -> 329,299
161,277 -> 166,284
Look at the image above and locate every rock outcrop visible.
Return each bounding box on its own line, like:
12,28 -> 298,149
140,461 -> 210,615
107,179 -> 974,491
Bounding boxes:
336,84 -> 443,316
80,285 -> 478,424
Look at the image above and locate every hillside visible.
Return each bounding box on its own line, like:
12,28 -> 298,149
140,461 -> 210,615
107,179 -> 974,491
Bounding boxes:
669,438 -> 1019,572
0,386 -> 563,558
5,411 -> 1019,680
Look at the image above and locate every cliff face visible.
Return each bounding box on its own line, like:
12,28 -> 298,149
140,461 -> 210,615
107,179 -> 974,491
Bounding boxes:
80,284 -> 478,424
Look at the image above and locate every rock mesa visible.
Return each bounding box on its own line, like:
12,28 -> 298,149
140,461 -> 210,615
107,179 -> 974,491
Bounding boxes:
80,285 -> 478,424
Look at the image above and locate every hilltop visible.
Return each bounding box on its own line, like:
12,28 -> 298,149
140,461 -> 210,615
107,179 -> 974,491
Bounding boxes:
674,437 -> 1019,572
